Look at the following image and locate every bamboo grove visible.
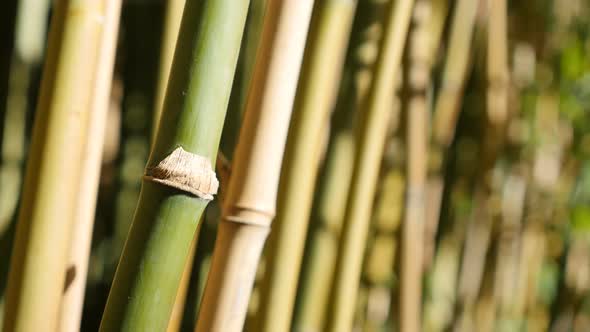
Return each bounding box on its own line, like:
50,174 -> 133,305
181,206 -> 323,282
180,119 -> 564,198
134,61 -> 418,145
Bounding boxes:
0,0 -> 589,331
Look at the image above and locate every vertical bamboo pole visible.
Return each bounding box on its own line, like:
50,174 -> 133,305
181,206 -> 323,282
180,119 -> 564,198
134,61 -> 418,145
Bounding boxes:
421,0 -> 448,269
400,2 -> 430,331
292,3 -> 386,328
424,0 -> 480,268
326,0 -> 415,330
3,0 -> 106,330
166,232 -> 198,332
195,1 -> 314,331
457,2 -> 509,326
59,1 -> 122,331
99,0 -> 250,330
431,0 -> 480,147
153,0 -> 186,136
254,1 -> 357,330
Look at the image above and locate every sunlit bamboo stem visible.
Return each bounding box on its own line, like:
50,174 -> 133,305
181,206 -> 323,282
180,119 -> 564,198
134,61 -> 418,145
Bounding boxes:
195,1 -> 314,331
59,1 -> 122,331
3,0 -> 107,330
254,1 -> 358,330
326,0 -> 415,329
99,0 -> 250,330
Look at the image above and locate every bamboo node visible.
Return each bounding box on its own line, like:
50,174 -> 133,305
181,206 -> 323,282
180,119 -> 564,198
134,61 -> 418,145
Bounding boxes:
144,147 -> 219,200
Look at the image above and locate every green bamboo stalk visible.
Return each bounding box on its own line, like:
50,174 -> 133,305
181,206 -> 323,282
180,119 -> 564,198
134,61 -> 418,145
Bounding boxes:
59,1 -> 122,331
195,1 -> 315,331
326,0 -> 415,329
153,0 -> 186,137
98,0 -> 250,330
3,0 -> 107,330
253,1 -> 358,330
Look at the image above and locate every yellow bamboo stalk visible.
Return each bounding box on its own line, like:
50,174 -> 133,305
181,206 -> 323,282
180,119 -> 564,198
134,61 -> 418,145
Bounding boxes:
254,1 -> 358,330
58,1 -> 122,331
431,0 -> 480,147
458,0 -> 508,320
153,0 -> 186,136
486,0 -> 509,126
424,0 -> 479,268
326,0 -> 415,329
3,0 -> 107,330
194,1 -> 314,331
400,3 -> 430,332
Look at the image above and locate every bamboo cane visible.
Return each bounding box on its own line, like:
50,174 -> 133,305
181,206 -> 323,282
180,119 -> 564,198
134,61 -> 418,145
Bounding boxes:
457,3 -> 509,327
424,0 -> 480,268
3,0 -> 106,330
292,3 -> 387,328
253,1 -> 357,330
98,0 -> 250,330
59,1 -> 122,331
153,0 -> 186,137
325,0 -> 415,329
431,0 -> 479,147
194,1 -> 314,331
400,2 -> 431,331
166,231 -> 198,332
0,0 -> 51,235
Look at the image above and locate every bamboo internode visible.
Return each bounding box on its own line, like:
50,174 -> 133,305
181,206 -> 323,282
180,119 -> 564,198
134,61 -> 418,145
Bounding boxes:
195,1 -> 314,331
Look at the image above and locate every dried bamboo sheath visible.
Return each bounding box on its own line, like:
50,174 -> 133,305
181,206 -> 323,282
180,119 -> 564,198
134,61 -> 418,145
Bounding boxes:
195,1 -> 314,331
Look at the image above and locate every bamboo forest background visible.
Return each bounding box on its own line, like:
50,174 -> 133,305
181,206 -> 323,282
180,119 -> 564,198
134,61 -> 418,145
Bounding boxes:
0,0 -> 589,331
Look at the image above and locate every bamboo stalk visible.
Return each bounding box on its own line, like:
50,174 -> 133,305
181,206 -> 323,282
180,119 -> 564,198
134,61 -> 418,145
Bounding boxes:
457,1 -> 509,323
153,0 -> 186,136
195,1 -> 314,331
253,1 -> 357,330
98,0 -> 250,330
166,231 -> 198,332
326,0 -> 415,329
424,0 -> 480,268
3,0 -> 107,330
431,0 -> 479,147
400,2 -> 431,331
59,1 -> 122,331
292,3 -> 386,328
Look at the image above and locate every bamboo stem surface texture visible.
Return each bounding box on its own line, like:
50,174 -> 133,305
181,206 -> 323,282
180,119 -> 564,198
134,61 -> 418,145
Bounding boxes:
195,1 -> 314,331
99,0 -> 250,330
326,0 -> 415,330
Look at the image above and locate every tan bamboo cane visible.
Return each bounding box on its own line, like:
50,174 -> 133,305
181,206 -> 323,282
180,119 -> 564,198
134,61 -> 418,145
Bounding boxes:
194,1 -> 314,331
3,0 -> 106,330
400,2 -> 431,332
59,1 -> 122,331
291,4 -> 386,329
254,1 -> 358,331
424,0 -> 479,268
457,2 -> 509,328
431,0 -> 480,147
325,0 -> 415,330
422,0 -> 448,269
